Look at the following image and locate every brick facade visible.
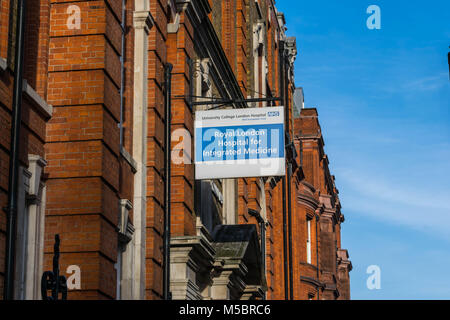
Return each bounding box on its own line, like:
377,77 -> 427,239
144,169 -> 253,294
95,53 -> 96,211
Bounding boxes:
0,0 -> 351,300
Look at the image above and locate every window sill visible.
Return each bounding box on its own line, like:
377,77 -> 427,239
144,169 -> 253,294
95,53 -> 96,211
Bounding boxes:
22,79 -> 53,119
0,57 -> 7,71
120,147 -> 138,174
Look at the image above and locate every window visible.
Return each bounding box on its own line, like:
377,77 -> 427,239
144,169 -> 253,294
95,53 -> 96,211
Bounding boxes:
193,58 -> 224,234
306,218 -> 312,264
195,180 -> 223,234
6,0 -> 18,70
115,247 -> 123,300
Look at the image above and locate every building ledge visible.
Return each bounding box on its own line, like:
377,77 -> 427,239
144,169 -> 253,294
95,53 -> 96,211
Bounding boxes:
120,147 -> 138,174
0,57 -> 7,71
212,224 -> 266,291
300,262 -> 318,272
300,276 -> 324,289
22,79 -> 53,119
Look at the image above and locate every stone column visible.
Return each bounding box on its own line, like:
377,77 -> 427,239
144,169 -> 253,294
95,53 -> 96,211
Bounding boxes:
210,270 -> 233,300
132,3 -> 153,300
24,155 -> 47,299
170,245 -> 202,300
210,261 -> 247,300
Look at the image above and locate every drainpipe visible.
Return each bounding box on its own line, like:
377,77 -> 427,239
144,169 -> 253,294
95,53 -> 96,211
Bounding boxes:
285,51 -> 294,301
316,214 -> 320,300
261,220 -> 266,300
281,39 -> 294,300
287,160 -> 293,300
279,40 -> 289,300
119,0 -> 126,148
163,63 -> 173,300
281,177 -> 288,300
3,0 -> 26,301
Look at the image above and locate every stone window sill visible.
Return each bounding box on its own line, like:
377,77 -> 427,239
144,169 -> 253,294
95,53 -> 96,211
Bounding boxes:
0,57 -> 7,71
120,147 -> 138,174
22,79 -> 53,119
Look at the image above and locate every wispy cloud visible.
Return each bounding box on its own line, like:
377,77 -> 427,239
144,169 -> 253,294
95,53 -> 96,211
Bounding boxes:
338,168 -> 450,241
402,73 -> 449,91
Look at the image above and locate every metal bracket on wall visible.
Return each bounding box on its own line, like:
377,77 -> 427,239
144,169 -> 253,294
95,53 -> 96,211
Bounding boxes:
179,96 -> 282,111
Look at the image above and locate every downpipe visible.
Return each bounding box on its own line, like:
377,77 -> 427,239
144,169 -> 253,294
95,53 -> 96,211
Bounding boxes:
119,0 -> 126,148
279,40 -> 289,300
163,63 -> 173,300
285,53 -> 294,301
3,0 -> 26,301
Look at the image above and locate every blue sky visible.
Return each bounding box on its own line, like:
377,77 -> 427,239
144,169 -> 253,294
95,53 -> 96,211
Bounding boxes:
276,0 -> 450,299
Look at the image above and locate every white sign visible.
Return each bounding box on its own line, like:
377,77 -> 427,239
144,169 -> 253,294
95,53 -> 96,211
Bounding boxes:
195,107 -> 286,180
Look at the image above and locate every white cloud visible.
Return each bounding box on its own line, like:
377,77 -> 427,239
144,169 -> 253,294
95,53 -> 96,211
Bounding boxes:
337,168 -> 450,241
402,73 -> 449,91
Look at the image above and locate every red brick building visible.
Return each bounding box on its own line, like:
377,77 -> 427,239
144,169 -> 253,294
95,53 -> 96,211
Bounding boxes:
0,0 -> 351,300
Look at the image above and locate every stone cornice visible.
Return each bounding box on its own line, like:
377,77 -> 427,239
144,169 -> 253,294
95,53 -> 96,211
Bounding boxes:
242,285 -> 265,300
338,259 -> 353,272
133,10 -> 154,33
26,155 -> 47,205
301,180 -> 316,193
337,249 -> 353,271
171,234 -> 216,272
320,210 -> 338,225
298,134 -> 325,150
297,193 -> 320,213
220,260 -> 248,280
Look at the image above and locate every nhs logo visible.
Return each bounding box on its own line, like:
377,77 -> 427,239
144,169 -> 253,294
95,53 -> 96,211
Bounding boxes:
268,111 -> 280,117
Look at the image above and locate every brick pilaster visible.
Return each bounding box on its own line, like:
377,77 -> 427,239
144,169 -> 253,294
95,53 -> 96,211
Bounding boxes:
45,0 -> 123,300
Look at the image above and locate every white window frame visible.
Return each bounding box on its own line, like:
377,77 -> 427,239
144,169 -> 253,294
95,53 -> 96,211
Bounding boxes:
306,218 -> 312,264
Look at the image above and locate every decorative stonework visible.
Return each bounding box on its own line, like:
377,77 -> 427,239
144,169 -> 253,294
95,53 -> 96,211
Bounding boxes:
133,11 -> 153,33
27,155 -> 47,204
285,37 -> 297,66
0,57 -> 6,71
170,218 -> 216,300
131,6 -> 154,300
118,200 -> 134,245
170,222 -> 266,300
285,37 -> 297,82
14,155 -> 48,299
167,0 -> 182,34
253,22 -> 265,50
